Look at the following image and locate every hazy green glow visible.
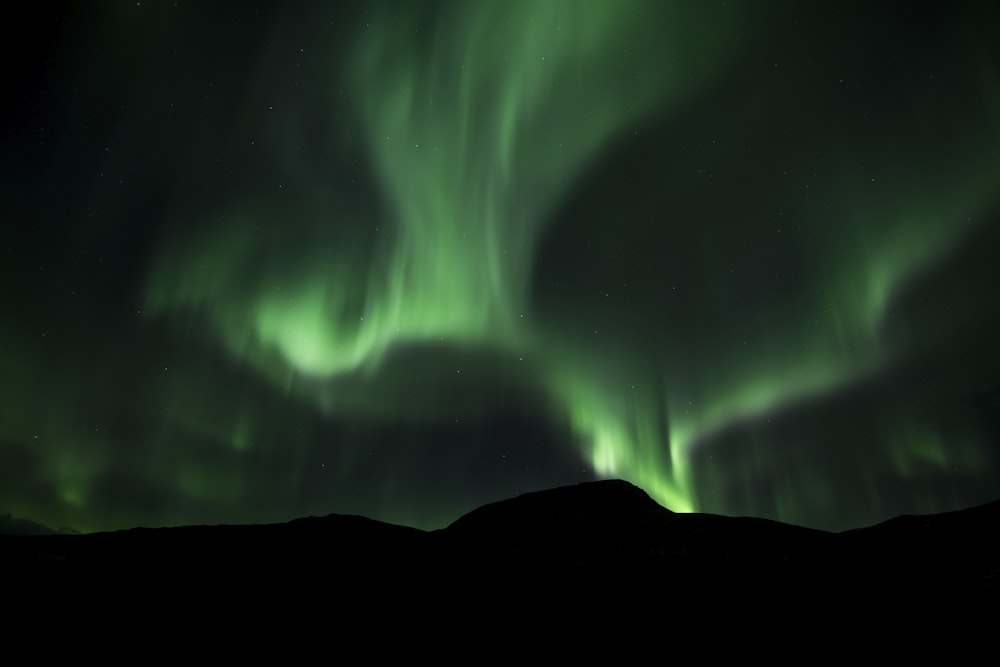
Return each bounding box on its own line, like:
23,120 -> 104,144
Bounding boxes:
139,0 -> 1000,525
7,1 -> 999,534
674,202 -> 998,450
145,1 -> 753,511
346,0 -> 698,355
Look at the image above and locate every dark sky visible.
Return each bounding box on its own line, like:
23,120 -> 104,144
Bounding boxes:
3,0 -> 999,533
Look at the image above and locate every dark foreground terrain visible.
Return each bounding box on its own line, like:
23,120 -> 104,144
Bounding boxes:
4,480 -> 998,628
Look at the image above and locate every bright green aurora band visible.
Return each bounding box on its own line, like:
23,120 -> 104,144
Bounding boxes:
147,0 -> 746,514
3,1 -> 1000,533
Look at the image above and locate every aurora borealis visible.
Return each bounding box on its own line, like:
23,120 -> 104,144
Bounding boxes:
3,0 -> 999,534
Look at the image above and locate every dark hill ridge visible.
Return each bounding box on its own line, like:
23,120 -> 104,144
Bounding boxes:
3,480 -> 998,607
446,478 -> 672,532
439,479 -> 835,564
0,512 -> 60,536
442,478 -> 680,559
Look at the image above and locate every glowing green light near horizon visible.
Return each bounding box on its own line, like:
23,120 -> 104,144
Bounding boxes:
9,1 -> 1000,543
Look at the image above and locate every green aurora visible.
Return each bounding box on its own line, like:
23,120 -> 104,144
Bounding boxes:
2,0 -> 999,533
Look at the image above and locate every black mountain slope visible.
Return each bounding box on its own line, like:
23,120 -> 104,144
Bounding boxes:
431,480 -> 841,603
3,480 -> 997,608
436,479 -> 834,570
0,512 -> 58,536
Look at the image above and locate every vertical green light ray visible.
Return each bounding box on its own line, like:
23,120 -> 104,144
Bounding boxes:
344,0 -> 718,358
551,360 -> 695,513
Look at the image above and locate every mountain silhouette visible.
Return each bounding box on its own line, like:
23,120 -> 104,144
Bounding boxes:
4,479 -> 997,622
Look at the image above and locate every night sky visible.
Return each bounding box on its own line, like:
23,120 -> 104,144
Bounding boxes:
3,0 -> 999,534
